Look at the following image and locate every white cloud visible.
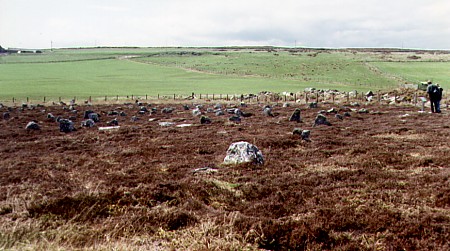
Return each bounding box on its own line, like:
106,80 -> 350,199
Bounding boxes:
1,0 -> 450,49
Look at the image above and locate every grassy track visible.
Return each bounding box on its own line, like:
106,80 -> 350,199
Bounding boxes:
1,47 -> 449,100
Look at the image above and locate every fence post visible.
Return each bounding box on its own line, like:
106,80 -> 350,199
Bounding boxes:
89,96 -> 92,103
12,97 -> 15,103
59,97 -> 61,102
105,95 -> 107,101
146,94 -> 148,100
213,94 -> 214,100
226,94 -> 229,101
200,94 -> 202,99
27,97 -> 29,103
44,96 -> 46,103
174,94 -> 176,100
347,92 -> 349,103
132,95 -> 134,100
158,94 -> 160,99
332,93 -> 335,103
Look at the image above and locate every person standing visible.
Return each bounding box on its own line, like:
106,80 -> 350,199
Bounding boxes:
426,81 -> 441,113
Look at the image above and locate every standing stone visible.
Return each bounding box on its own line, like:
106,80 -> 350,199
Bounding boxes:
223,141 -> 264,165
81,119 -> 95,127
162,107 -> 174,114
229,116 -> 241,123
335,114 -> 344,120
309,102 -> 318,109
25,121 -> 40,130
215,110 -> 225,116
183,105 -> 190,111
3,112 -> 10,120
107,118 -> 119,126
293,128 -> 311,141
200,116 -> 212,124
314,114 -> 331,126
192,108 -> 202,116
84,110 -> 94,119
289,108 -> 301,122
59,119 -> 75,133
88,113 -> 100,122
263,106 -> 273,117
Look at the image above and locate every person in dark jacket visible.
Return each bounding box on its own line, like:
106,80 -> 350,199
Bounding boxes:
426,81 -> 442,113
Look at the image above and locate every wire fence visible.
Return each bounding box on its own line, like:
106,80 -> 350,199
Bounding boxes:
1,89 -> 447,107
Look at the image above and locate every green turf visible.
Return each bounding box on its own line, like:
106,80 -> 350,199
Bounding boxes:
1,47 -> 448,101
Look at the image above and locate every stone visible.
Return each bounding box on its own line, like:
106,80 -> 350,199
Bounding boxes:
119,111 -> 127,116
107,118 -> 119,126
206,108 -> 214,113
262,105 -> 273,116
130,116 -> 139,122
327,108 -> 338,114
223,141 -> 264,165
283,103 -> 290,108
215,110 -> 225,116
25,121 -> 40,130
81,119 -> 95,127
158,122 -> 175,127
309,102 -> 318,109
289,108 -> 301,122
183,105 -> 190,110
200,116 -> 212,124
335,114 -> 344,120
140,106 -> 149,113
108,111 -> 119,116
301,130 -> 311,141
214,103 -> 222,109
3,112 -> 10,120
358,108 -> 369,114
344,112 -> 351,117
192,108 -> 202,116
88,113 -> 100,122
314,114 -> 331,126
293,128 -> 311,141
162,107 -> 174,114
83,110 -> 94,119
59,119 -> 75,133
229,116 -> 241,123
47,113 -> 55,120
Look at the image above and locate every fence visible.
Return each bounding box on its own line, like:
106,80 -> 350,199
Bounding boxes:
1,90 -> 447,107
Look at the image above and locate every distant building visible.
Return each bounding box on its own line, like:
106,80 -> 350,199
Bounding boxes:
0,45 -> 6,53
4,48 -> 42,54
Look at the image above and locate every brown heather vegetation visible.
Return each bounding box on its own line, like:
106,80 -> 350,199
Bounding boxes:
0,98 -> 449,250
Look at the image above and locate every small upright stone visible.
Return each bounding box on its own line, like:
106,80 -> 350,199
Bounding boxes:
81,119 -> 95,128
25,121 -> 40,130
309,102 -> 318,109
200,116 -> 212,124
262,106 -> 273,117
229,116 -> 241,123
59,119 -> 75,133
289,108 -> 301,122
314,114 -> 331,126
3,112 -> 10,120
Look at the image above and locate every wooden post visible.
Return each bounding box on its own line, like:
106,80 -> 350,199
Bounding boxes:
27,97 -> 29,103
213,94 -> 214,100
305,92 -> 308,103
227,94 -> 229,101
146,94 -> 148,100
44,96 -> 46,103
59,97 -> 61,102
332,93 -> 335,103
105,95 -> 107,101
174,94 -> 176,100
116,95 -> 119,101
132,95 -> 134,100
89,96 -> 92,103
347,92 -> 350,103
12,97 -> 15,103
200,94 -> 202,99
220,94 -> 222,100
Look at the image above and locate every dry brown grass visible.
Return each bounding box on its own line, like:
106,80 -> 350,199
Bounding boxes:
0,99 -> 449,250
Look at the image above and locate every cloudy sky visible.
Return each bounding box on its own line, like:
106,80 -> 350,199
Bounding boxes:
1,0 -> 450,49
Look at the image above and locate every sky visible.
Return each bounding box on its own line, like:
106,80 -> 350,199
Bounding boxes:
1,0 -> 450,49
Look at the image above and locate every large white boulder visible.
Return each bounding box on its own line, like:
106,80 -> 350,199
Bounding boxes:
223,141 -> 264,165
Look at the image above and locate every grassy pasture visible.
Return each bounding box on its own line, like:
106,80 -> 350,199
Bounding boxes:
1,47 -> 449,101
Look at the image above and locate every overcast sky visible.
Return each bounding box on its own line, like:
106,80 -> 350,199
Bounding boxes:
1,0 -> 450,49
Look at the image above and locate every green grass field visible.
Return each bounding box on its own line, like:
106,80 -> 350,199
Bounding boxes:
1,47 -> 449,101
